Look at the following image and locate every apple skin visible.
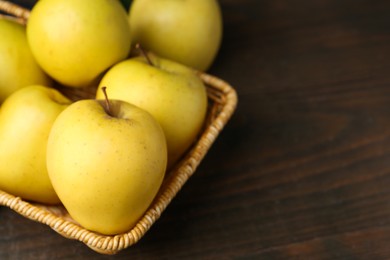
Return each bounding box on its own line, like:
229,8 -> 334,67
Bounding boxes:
27,0 -> 131,88
47,99 -> 167,235
128,0 -> 222,71
0,85 -> 71,204
96,54 -> 208,167
0,17 -> 52,102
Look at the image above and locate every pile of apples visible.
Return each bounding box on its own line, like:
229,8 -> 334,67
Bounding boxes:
0,0 -> 222,235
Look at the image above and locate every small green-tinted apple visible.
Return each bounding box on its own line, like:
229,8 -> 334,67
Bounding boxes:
0,85 -> 71,204
128,0 -> 222,71
47,98 -> 167,235
27,0 -> 131,88
0,17 -> 51,102
96,54 -> 208,167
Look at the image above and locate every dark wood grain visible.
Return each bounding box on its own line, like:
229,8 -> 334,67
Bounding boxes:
3,0 -> 390,259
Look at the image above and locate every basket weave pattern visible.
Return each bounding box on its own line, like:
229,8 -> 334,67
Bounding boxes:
0,1 -> 238,254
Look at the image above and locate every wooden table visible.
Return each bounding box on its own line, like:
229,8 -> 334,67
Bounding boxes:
2,0 -> 390,259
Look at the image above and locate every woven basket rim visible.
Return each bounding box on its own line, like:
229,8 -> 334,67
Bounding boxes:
0,0 -> 238,255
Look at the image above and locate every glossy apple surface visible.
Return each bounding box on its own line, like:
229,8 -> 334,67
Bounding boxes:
0,85 -> 71,204
0,17 -> 51,102
27,0 -> 131,88
47,98 -> 167,235
128,0 -> 222,71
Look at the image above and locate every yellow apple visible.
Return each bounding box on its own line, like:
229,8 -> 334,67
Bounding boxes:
0,17 -> 51,102
128,0 -> 223,71
27,0 -> 131,88
47,97 -> 167,235
96,54 -> 208,167
0,85 -> 71,204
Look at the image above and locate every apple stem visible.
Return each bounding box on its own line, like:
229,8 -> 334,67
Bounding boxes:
136,43 -> 154,66
101,86 -> 113,117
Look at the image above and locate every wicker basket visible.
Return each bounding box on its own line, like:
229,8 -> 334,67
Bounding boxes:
0,1 -> 238,255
